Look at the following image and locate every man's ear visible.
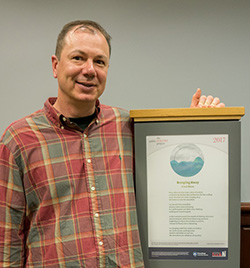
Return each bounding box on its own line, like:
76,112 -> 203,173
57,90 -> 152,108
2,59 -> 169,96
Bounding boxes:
51,55 -> 59,78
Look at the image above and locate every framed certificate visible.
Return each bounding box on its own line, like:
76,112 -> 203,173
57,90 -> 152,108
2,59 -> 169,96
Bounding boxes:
131,108 -> 244,268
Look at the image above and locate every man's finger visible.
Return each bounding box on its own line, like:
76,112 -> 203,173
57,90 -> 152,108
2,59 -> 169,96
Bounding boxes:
190,88 -> 201,107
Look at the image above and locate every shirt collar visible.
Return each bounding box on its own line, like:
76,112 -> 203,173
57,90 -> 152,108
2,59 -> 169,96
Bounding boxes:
44,97 -> 101,129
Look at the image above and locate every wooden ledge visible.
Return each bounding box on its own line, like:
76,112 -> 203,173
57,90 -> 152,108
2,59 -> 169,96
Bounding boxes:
130,107 -> 245,122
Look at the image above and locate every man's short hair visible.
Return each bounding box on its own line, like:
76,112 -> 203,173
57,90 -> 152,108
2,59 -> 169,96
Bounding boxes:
55,20 -> 112,60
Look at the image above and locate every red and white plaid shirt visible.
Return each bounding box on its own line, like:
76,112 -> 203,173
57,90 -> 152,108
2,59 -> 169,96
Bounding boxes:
0,98 -> 144,268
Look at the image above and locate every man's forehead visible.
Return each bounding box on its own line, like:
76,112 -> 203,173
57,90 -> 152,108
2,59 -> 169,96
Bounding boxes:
64,25 -> 106,47
67,25 -> 100,40
73,25 -> 98,35
63,25 -> 110,57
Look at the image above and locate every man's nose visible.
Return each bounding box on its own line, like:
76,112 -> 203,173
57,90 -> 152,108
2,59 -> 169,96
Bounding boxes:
82,60 -> 96,77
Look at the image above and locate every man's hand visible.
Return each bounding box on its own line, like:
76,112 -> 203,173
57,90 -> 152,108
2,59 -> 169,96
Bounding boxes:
190,88 -> 225,108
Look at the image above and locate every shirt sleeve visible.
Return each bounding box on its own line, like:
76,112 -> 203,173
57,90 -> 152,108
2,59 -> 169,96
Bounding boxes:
0,142 -> 26,267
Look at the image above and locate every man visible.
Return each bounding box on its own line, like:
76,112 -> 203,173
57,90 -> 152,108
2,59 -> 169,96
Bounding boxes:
0,20 -> 224,267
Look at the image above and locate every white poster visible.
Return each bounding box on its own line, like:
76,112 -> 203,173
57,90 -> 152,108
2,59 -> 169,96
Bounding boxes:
146,134 -> 228,260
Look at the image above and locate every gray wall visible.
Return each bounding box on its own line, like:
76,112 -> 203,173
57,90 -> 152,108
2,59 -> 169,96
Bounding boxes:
1,0 -> 249,200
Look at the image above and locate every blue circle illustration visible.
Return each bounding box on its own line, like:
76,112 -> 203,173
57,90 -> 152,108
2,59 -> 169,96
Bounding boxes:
170,143 -> 204,177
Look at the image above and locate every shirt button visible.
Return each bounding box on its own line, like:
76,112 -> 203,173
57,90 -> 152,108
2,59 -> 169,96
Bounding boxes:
61,126 -> 64,129
91,186 -> 95,191
99,241 -> 103,246
87,159 -> 91,163
95,213 -> 99,218
62,117 -> 67,122
83,134 -> 87,138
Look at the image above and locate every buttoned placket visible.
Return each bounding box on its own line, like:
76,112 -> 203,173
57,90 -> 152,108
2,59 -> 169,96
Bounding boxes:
60,114 -> 105,257
82,121 -> 105,262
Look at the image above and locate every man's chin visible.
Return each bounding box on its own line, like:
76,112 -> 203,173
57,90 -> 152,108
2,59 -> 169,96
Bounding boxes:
73,94 -> 99,104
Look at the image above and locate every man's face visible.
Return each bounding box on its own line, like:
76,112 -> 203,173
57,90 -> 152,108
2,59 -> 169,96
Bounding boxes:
52,27 -> 109,110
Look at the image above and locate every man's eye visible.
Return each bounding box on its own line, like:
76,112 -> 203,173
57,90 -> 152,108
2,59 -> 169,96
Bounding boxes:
73,56 -> 83,61
96,59 -> 105,66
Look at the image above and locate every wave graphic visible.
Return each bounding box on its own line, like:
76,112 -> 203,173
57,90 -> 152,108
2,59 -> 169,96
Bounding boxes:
170,157 -> 204,177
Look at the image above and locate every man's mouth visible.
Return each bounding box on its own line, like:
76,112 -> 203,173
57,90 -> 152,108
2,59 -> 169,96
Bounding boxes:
76,81 -> 96,88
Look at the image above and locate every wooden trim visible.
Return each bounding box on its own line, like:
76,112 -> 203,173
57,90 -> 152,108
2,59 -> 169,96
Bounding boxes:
241,202 -> 250,212
241,202 -> 250,268
130,107 -> 245,122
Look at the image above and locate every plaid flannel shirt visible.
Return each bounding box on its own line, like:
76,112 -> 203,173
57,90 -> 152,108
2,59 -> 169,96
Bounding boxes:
0,98 -> 144,268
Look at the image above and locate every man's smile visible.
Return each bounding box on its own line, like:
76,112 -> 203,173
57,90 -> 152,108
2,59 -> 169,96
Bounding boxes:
76,81 -> 96,88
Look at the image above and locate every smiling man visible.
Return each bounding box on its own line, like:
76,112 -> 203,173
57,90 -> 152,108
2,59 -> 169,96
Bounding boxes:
0,20 -> 224,268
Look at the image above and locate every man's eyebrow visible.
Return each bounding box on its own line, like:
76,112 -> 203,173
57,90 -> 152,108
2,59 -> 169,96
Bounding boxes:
70,50 -> 86,55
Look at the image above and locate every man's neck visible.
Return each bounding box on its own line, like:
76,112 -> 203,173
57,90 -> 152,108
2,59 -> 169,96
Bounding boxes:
53,97 -> 96,118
